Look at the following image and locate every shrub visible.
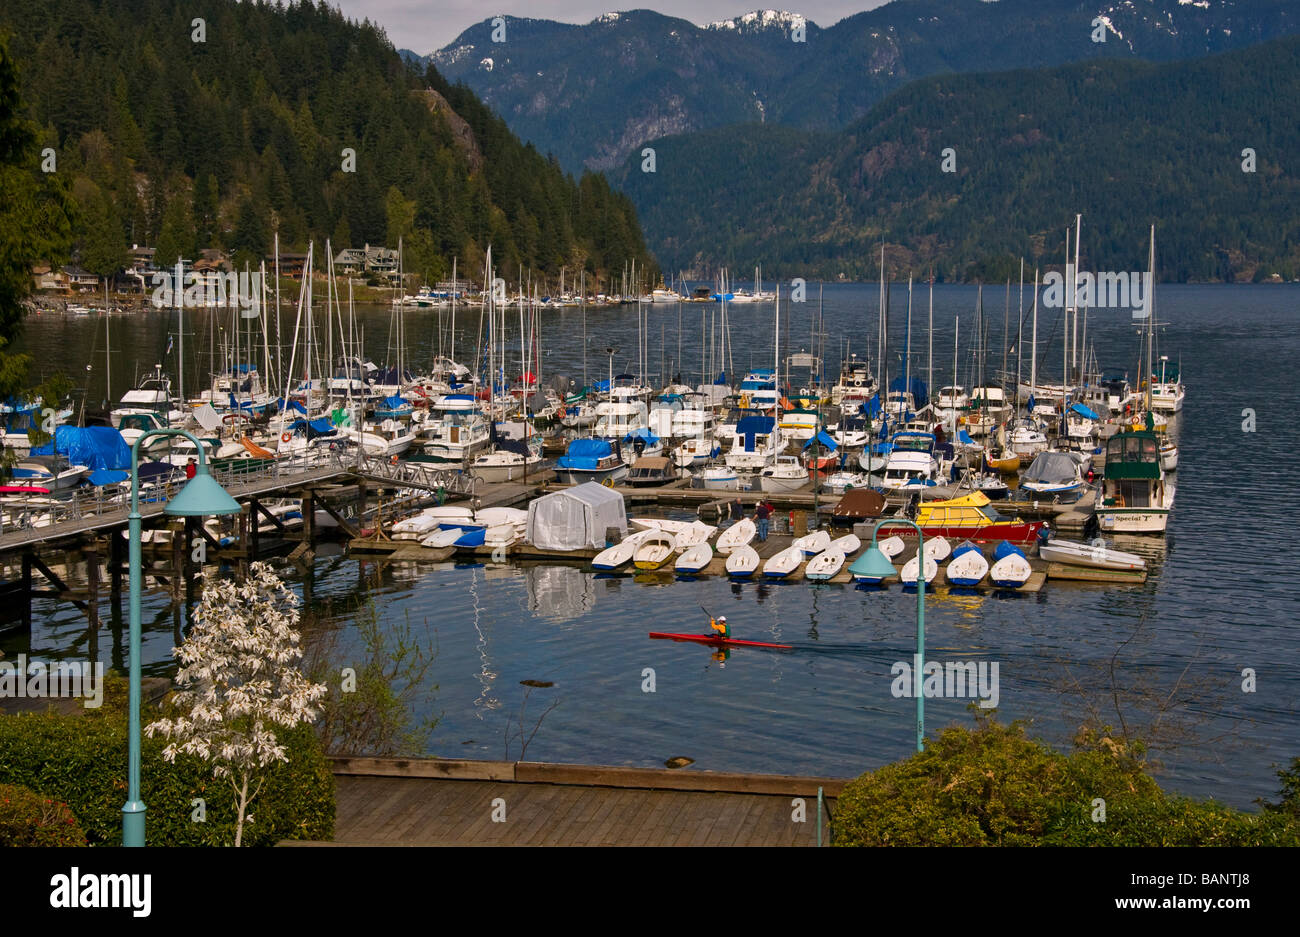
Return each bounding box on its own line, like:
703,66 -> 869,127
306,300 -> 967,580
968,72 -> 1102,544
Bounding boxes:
833,714 -> 1300,846
0,675 -> 334,846
0,783 -> 87,846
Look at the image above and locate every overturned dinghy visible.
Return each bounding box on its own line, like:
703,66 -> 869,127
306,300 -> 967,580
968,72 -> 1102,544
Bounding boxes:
674,543 -> 714,575
763,545 -> 806,579
805,549 -> 846,581
944,541 -> 989,587
421,527 -> 465,549
792,529 -> 831,556
829,533 -> 862,557
922,535 -> 952,563
671,521 -> 718,550
878,535 -> 906,560
900,553 -> 939,586
990,541 -> 1032,589
591,529 -> 653,570
725,544 -> 760,579
716,518 -> 757,555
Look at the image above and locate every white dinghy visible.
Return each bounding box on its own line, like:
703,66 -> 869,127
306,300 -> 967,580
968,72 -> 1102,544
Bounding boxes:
674,543 -> 714,574
829,533 -> 862,556
591,529 -> 653,570
922,536 -> 952,562
763,545 -> 805,579
633,531 -> 677,570
420,527 -> 465,549
944,542 -> 989,587
805,549 -> 846,581
900,553 -> 939,586
725,543 -> 761,578
1038,538 -> 1146,571
792,529 -> 831,556
716,518 -> 757,555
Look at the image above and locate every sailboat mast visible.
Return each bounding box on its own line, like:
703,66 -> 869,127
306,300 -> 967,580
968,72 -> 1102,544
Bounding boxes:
1072,213 -> 1082,382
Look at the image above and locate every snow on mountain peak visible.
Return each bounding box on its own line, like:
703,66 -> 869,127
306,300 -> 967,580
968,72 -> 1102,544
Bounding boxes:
706,10 -> 807,33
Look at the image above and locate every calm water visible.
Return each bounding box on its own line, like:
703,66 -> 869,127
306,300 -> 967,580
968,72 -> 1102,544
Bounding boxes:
8,284 -> 1299,808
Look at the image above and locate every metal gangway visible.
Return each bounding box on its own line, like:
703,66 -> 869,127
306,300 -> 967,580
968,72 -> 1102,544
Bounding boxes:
353,457 -> 476,498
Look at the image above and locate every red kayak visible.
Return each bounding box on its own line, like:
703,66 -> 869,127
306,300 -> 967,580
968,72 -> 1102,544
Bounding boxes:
649,632 -> 793,650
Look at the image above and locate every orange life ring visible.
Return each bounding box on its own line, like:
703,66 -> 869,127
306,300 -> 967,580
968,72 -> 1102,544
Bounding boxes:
281,432 -> 292,444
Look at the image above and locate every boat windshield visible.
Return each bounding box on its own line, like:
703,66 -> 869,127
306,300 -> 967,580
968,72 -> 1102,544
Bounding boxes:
979,505 -> 1005,523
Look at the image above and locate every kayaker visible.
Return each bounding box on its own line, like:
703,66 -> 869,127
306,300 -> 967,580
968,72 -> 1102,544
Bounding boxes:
709,615 -> 731,639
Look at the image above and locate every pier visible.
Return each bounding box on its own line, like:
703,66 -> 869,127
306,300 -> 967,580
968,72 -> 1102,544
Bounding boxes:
287,756 -> 844,847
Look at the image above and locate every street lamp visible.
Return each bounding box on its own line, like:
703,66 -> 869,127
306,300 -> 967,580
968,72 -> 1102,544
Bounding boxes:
123,429 -> 240,847
853,517 -> 928,752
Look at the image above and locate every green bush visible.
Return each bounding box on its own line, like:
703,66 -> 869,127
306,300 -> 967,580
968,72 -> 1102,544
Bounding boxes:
833,714 -> 1300,846
0,783 -> 87,846
0,676 -> 335,846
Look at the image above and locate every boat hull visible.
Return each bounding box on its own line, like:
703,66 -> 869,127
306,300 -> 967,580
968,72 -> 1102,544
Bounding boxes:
649,632 -> 791,650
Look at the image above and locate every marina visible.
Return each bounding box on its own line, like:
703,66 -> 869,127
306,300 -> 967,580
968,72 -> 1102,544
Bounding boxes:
5,275 -> 1291,816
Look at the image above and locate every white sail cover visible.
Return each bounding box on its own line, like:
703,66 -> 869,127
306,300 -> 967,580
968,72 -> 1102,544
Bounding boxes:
526,482 -> 627,550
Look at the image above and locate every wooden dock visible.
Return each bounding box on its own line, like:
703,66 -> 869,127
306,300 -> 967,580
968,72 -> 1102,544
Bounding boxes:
287,757 -> 845,847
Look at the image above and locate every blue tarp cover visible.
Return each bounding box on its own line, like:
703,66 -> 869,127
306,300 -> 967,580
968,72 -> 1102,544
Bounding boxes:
379,395 -> 410,411
557,437 -> 614,470
1070,402 -> 1099,419
31,425 -> 131,471
735,415 -> 775,452
290,418 -> 337,438
87,469 -> 129,486
889,376 -> 929,409
803,430 -> 838,451
623,428 -> 659,445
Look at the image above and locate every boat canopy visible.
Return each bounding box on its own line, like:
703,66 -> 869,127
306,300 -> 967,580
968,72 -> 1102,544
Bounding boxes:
379,395 -> 410,411
1104,431 -> 1161,480
1022,452 -> 1081,485
87,469 -> 129,486
526,482 -> 626,551
734,415 -> 775,452
1069,402 -> 1099,419
623,427 -> 660,446
290,418 -> 337,438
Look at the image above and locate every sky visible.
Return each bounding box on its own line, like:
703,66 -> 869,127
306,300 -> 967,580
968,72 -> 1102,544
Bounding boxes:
333,1 -> 890,55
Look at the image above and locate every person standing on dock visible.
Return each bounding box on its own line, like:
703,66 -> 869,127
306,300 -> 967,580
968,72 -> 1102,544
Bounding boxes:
185,458 -> 197,480
728,497 -> 744,527
755,500 -> 772,541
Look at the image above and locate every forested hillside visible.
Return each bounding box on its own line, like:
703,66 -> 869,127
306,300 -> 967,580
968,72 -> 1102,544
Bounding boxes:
0,0 -> 656,286
613,36 -> 1300,282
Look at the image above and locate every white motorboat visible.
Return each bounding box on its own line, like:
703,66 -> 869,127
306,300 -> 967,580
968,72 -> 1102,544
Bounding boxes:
1019,450 -> 1086,498
823,470 -> 869,495
759,455 -> 808,493
471,445 -> 543,482
805,549 -> 845,581
944,542 -> 989,587
674,543 -> 714,574
700,464 -> 741,490
763,545 -> 805,579
1038,538 -> 1146,571
792,529 -> 831,556
715,518 -> 757,554
725,544 -> 760,578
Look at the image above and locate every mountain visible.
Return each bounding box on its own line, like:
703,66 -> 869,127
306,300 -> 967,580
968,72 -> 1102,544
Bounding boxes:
430,1 -> 1299,172
611,35 -> 1300,282
0,0 -> 656,287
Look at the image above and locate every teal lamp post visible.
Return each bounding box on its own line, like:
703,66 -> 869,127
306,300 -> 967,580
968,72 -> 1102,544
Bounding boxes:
123,429 -> 240,847
854,518 -> 928,752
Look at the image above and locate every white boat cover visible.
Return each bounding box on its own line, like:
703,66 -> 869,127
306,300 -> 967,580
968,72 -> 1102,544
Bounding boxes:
526,482 -> 627,550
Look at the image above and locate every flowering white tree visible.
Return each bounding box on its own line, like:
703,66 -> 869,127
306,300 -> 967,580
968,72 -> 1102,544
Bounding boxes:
147,562 -> 327,846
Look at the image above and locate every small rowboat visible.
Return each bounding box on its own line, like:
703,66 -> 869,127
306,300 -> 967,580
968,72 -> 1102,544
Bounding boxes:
1038,538 -> 1145,571
671,521 -> 717,550
715,517 -> 756,555
674,543 -> 713,574
633,531 -> 677,569
805,549 -> 845,581
725,544 -> 760,578
990,541 -> 1032,588
591,529 -> 652,570
944,541 -> 989,587
984,450 -> 1021,474
792,529 -> 831,556
763,545 -> 805,579
649,632 -> 793,651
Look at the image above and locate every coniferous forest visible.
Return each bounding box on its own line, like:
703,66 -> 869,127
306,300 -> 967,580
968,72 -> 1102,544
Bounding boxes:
0,0 -> 656,287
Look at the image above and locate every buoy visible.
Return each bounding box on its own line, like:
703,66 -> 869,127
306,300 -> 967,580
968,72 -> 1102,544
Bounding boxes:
281,432 -> 292,444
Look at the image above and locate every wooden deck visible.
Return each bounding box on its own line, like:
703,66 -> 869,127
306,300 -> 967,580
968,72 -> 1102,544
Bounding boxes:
288,758 -> 843,847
